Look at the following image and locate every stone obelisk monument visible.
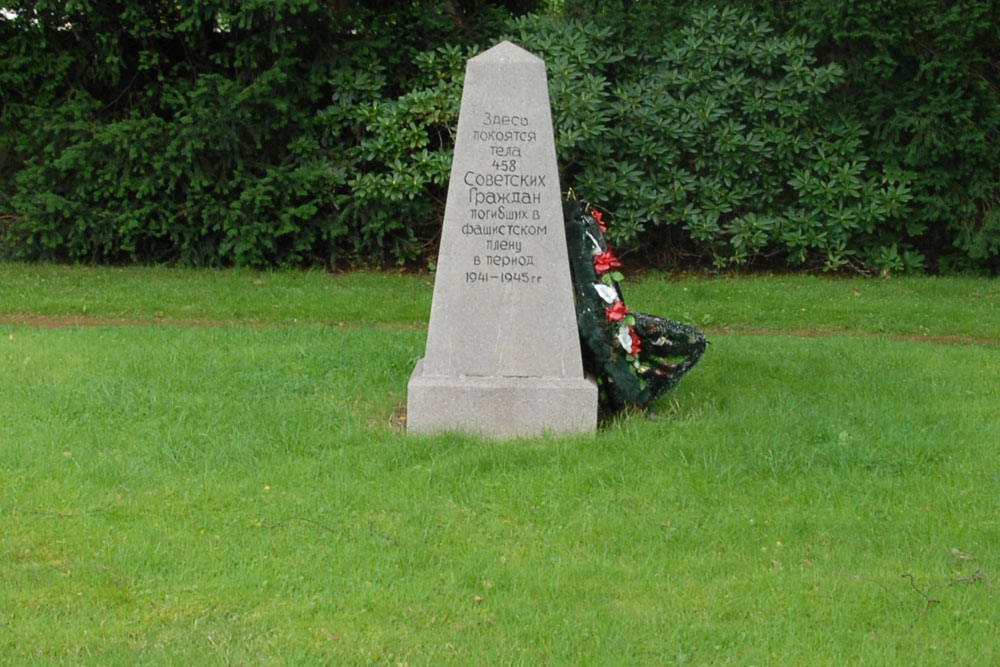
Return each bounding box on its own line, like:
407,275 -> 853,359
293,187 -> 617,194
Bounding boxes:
407,41 -> 597,438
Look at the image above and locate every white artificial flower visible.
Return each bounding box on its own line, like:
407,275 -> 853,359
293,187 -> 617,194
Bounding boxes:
592,283 -> 618,304
617,323 -> 632,353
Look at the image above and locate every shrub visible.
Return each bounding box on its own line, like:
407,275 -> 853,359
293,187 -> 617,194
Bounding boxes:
3,1 -> 995,273
511,8 -> 916,272
334,8 -> 923,272
752,0 -> 1000,273
334,45 -> 470,264
1,0 -> 350,266
0,0 -> 536,267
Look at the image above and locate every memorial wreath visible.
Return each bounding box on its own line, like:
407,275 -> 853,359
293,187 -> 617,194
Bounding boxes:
564,194 -> 708,413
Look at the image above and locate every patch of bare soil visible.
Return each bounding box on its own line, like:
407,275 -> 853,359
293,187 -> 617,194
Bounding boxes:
0,313 -> 239,329
0,313 -> 428,331
2,314 -> 994,346
705,325 -> 1000,347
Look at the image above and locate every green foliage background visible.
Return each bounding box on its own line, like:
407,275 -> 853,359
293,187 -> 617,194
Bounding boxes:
1,0 -> 998,273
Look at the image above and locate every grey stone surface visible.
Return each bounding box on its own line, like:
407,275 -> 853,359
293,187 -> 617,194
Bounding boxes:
408,361 -> 596,438
407,41 -> 597,438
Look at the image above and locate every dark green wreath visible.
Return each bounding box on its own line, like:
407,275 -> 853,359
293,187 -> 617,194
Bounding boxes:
563,195 -> 708,413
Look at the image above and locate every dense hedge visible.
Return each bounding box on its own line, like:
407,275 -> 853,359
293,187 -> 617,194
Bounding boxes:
0,0 -> 530,266
349,8 -> 926,273
2,1 -> 998,273
755,0 -> 1000,273
3,0 -> 342,265
513,10 -> 918,272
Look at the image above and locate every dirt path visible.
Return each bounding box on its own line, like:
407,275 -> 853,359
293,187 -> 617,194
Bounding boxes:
2,313 -> 998,346
706,325 -> 1000,347
0,313 -> 237,329
0,313 -> 427,331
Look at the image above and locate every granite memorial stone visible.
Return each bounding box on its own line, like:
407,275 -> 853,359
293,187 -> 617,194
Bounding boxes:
407,41 -> 597,438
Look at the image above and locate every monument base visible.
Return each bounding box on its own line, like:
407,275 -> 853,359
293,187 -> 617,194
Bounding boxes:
407,359 -> 598,438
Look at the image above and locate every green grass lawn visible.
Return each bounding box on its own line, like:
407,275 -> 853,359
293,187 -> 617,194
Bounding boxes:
1,264 -> 998,664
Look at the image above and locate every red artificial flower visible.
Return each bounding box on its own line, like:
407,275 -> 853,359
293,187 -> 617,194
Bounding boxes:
591,209 -> 607,232
605,300 -> 629,323
593,250 -> 621,275
630,328 -> 642,356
